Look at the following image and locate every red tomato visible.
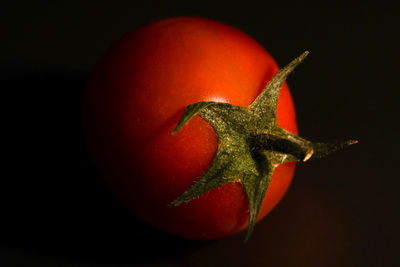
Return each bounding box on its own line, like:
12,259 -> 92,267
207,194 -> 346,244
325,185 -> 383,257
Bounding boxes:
82,17 -> 297,240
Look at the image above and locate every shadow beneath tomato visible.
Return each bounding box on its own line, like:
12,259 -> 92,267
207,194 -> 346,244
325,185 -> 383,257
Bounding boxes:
1,69 -> 213,264
179,181 -> 360,267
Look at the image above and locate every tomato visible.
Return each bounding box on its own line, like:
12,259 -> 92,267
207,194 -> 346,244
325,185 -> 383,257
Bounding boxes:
82,17 -> 298,240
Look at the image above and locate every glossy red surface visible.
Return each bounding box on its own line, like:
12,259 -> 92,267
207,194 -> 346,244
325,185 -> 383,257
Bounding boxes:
83,17 -> 298,239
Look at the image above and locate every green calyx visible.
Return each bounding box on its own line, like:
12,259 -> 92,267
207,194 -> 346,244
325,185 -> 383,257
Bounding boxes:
168,51 -> 358,241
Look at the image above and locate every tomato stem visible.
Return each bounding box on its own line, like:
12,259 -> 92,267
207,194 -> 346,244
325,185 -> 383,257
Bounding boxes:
168,51 -> 358,241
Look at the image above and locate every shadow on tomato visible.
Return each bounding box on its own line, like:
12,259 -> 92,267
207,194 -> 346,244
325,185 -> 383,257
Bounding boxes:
1,70 -> 214,264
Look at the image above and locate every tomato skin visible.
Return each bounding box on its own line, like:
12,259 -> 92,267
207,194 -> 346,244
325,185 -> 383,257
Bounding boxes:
83,17 -> 298,239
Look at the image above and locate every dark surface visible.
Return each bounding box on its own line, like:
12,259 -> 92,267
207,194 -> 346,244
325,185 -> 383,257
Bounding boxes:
2,2 -> 399,266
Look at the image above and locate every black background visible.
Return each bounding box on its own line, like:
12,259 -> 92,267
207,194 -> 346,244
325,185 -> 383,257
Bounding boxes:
2,1 -> 399,266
